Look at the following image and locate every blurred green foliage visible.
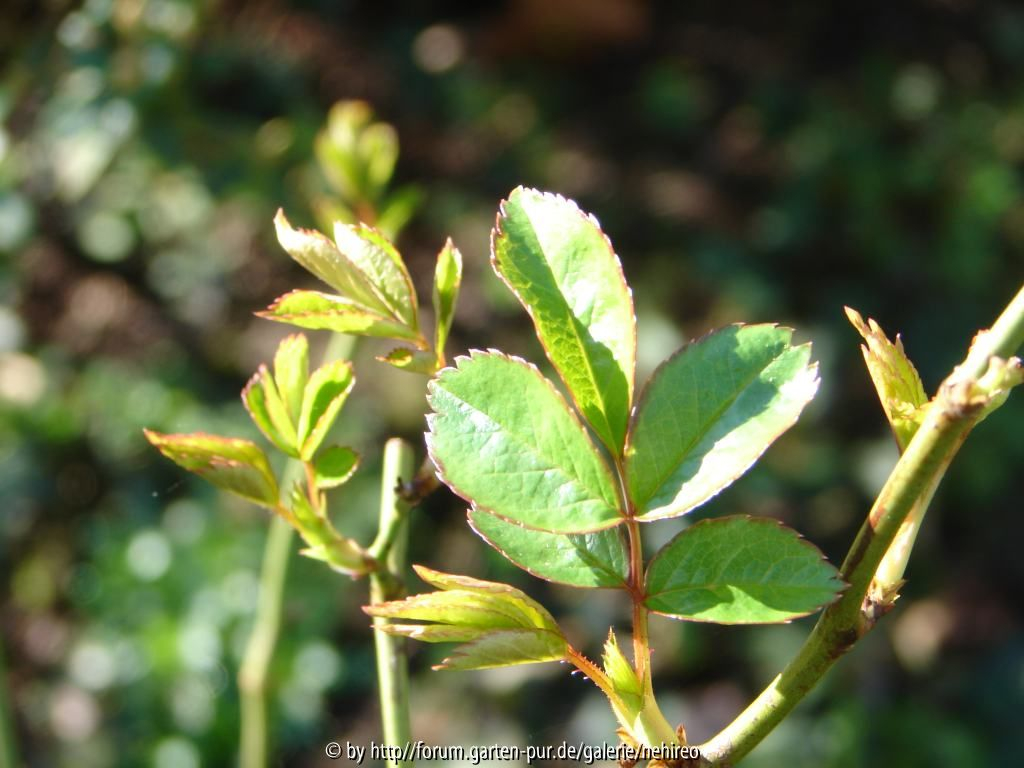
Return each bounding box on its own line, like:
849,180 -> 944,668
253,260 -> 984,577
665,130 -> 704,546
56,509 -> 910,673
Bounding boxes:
2,2 -> 1023,767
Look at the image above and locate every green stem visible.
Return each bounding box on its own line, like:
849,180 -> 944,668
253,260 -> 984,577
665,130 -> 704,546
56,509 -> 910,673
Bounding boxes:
698,283 -> 1024,766
0,634 -> 17,768
239,514 -> 293,768
370,438 -> 415,767
237,334 -> 355,768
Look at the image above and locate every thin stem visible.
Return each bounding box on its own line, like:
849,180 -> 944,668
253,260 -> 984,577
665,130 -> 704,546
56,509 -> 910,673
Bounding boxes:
237,333 -> 355,768
626,519 -> 650,685
370,438 -> 415,767
698,283 -> 1024,766
0,634 -> 18,768
239,513 -> 294,768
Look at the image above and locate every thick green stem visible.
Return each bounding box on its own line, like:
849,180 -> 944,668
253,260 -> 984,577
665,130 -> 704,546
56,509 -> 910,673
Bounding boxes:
698,284 -> 1024,766
370,438 -> 415,767
0,635 -> 17,768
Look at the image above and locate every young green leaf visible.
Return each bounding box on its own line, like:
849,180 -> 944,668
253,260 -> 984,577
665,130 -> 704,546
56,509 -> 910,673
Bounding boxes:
602,630 -> 642,717
468,508 -> 629,588
273,334 -> 309,423
296,360 -> 354,460
274,210 -> 390,315
432,238 -> 462,366
626,324 -> 819,521
242,366 -> 298,457
313,445 -> 360,489
364,566 -> 568,670
333,222 -> 418,329
845,307 -> 928,450
645,516 -> 844,624
426,351 -> 623,534
144,430 -> 278,509
359,122 -> 399,197
259,290 -> 421,343
492,187 -> 636,454
289,483 -> 370,575
377,346 -> 437,375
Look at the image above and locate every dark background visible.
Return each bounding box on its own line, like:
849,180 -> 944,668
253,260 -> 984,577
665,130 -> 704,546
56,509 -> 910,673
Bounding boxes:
1,1 -> 1023,766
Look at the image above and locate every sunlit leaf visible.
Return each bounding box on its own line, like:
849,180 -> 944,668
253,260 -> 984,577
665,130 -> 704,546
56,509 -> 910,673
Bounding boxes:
274,210 -> 389,315
492,187 -> 636,453
313,445 -> 360,489
644,516 -> 844,624
435,629 -> 567,671
297,360 -> 354,460
603,629 -> 642,718
364,566 -> 568,670
144,430 -> 278,509
845,307 -> 928,450
426,351 -> 623,534
259,290 -> 420,343
359,122 -> 398,196
242,365 -> 298,457
626,324 -> 819,521
432,238 -> 462,366
468,508 -> 629,588
273,334 -> 309,423
333,222 -> 418,329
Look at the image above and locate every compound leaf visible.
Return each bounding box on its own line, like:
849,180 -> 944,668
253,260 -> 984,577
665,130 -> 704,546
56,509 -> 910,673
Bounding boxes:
427,351 -> 622,534
144,430 -> 278,509
492,187 -> 635,454
468,508 -> 629,588
626,324 -> 819,521
645,516 -> 844,624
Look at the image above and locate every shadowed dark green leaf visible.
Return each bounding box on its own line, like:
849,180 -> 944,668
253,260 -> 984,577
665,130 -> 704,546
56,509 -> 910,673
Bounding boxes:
427,351 -> 622,533
645,516 -> 844,624
469,508 -> 628,588
492,187 -> 636,453
144,430 -> 278,509
626,324 -> 819,521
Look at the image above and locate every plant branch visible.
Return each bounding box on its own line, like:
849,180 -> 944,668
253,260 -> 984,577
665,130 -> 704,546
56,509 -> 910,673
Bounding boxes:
238,333 -> 355,768
239,513 -> 294,768
698,283 -> 1024,766
370,438 -> 416,767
